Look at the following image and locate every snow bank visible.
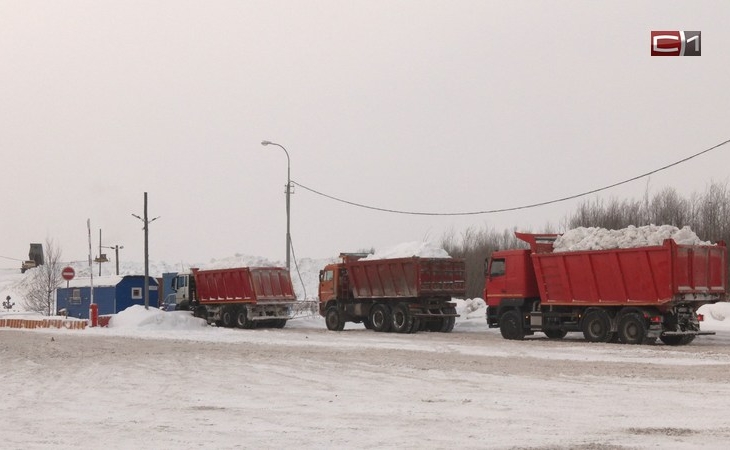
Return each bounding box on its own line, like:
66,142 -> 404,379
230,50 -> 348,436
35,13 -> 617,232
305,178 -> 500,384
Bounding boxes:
554,225 -> 711,252
108,305 -> 207,330
363,241 -> 450,260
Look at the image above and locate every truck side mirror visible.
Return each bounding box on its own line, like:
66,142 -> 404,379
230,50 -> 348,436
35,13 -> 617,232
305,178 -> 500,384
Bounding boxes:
319,270 -> 324,282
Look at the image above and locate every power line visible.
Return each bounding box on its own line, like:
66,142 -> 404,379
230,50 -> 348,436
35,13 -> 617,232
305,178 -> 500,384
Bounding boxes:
292,138 -> 730,216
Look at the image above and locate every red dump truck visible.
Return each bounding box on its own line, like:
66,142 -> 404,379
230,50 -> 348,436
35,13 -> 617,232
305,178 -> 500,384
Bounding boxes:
485,232 -> 727,345
173,267 -> 297,328
319,253 -> 466,333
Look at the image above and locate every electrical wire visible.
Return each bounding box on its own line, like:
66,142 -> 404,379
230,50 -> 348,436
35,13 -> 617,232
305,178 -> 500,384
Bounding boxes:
292,138 -> 730,216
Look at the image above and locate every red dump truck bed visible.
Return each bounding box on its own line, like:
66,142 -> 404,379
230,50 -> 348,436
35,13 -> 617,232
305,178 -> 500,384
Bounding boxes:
517,232 -> 727,306
192,267 -> 296,305
345,257 -> 466,299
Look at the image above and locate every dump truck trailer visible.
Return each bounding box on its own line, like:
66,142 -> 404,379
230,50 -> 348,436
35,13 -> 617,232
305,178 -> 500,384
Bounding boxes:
486,232 -> 727,345
173,266 -> 297,328
319,253 -> 466,333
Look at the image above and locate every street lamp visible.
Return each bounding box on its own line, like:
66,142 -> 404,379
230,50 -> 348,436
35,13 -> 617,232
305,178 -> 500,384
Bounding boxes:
102,244 -> 124,275
261,140 -> 291,271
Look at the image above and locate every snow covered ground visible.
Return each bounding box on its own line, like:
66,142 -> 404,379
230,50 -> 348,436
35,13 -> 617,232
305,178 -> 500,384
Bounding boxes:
4,238 -> 730,449
4,301 -> 730,449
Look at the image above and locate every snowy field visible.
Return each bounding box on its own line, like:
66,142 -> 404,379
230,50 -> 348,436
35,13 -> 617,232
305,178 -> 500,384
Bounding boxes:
4,233 -> 730,449
3,302 -> 730,449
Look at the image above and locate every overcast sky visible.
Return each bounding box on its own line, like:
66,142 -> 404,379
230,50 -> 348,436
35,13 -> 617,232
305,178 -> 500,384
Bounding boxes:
1,1 -> 729,269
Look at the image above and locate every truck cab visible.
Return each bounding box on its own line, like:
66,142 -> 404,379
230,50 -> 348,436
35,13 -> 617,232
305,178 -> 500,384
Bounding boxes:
485,249 -> 540,327
318,253 -> 368,315
170,270 -> 198,310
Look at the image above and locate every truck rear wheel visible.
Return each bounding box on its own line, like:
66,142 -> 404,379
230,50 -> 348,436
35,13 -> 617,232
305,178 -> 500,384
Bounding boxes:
618,313 -> 648,345
499,310 -> 525,340
582,310 -> 614,343
194,305 -> 208,321
440,307 -> 456,333
236,308 -> 256,329
221,307 -> 236,328
391,304 -> 414,333
325,306 -> 345,331
369,304 -> 392,332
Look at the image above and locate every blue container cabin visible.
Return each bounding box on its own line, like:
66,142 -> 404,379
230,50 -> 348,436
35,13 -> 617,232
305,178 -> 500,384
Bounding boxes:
56,275 -> 159,319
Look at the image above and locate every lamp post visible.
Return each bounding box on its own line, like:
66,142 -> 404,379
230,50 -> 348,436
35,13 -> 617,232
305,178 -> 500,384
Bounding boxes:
261,140 -> 291,271
102,244 -> 124,275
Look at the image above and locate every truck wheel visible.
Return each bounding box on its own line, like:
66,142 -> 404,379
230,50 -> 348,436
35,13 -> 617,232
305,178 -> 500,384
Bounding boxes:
221,307 -> 236,328
408,318 -> 421,334
273,319 -> 287,329
499,310 -> 525,340
544,329 -> 567,339
325,306 -> 345,331
582,310 -> 613,343
236,308 -> 256,329
618,313 -> 647,345
194,305 -> 208,321
440,307 -> 456,333
362,317 -> 374,330
391,303 -> 414,333
369,304 -> 392,332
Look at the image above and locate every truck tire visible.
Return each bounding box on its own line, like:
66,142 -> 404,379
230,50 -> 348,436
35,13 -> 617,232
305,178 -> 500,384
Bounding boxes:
391,303 -> 414,333
582,310 -> 614,343
273,319 -> 287,329
325,306 -> 345,331
194,305 -> 208,321
618,313 -> 648,345
499,310 -> 525,340
221,307 -> 236,328
408,318 -> 421,334
362,317 -> 374,330
440,307 -> 456,333
236,308 -> 256,329
369,304 -> 392,332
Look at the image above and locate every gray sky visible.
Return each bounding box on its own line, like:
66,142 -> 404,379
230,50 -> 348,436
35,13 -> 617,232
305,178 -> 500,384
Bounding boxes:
1,0 -> 729,269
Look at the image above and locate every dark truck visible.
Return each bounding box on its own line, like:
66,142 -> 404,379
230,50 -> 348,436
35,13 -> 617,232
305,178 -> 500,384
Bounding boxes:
173,266 -> 298,328
486,232 -> 727,345
319,253 -> 466,333
21,243 -> 44,273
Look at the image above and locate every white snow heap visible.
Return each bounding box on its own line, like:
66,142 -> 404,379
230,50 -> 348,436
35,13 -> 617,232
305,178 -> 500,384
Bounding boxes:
362,241 -> 451,260
553,225 -> 712,253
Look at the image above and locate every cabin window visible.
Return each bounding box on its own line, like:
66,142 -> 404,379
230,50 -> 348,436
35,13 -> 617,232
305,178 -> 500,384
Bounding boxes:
489,258 -> 506,277
322,270 -> 334,282
131,287 -> 143,299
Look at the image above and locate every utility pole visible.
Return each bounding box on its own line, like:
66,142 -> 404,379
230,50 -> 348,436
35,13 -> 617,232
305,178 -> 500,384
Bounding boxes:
132,192 -> 159,309
261,140 -> 292,270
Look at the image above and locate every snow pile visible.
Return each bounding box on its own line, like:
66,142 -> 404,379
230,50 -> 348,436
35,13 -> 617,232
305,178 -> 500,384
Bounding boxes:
455,298 -> 486,320
363,241 -> 450,260
702,302 -> 730,322
108,304 -> 207,330
554,225 -> 711,252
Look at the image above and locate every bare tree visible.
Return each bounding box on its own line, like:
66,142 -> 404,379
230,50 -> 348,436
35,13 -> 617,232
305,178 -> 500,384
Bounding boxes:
21,238 -> 64,316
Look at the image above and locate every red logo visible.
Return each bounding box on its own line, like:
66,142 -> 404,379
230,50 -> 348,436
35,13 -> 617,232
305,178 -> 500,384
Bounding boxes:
651,31 -> 701,56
